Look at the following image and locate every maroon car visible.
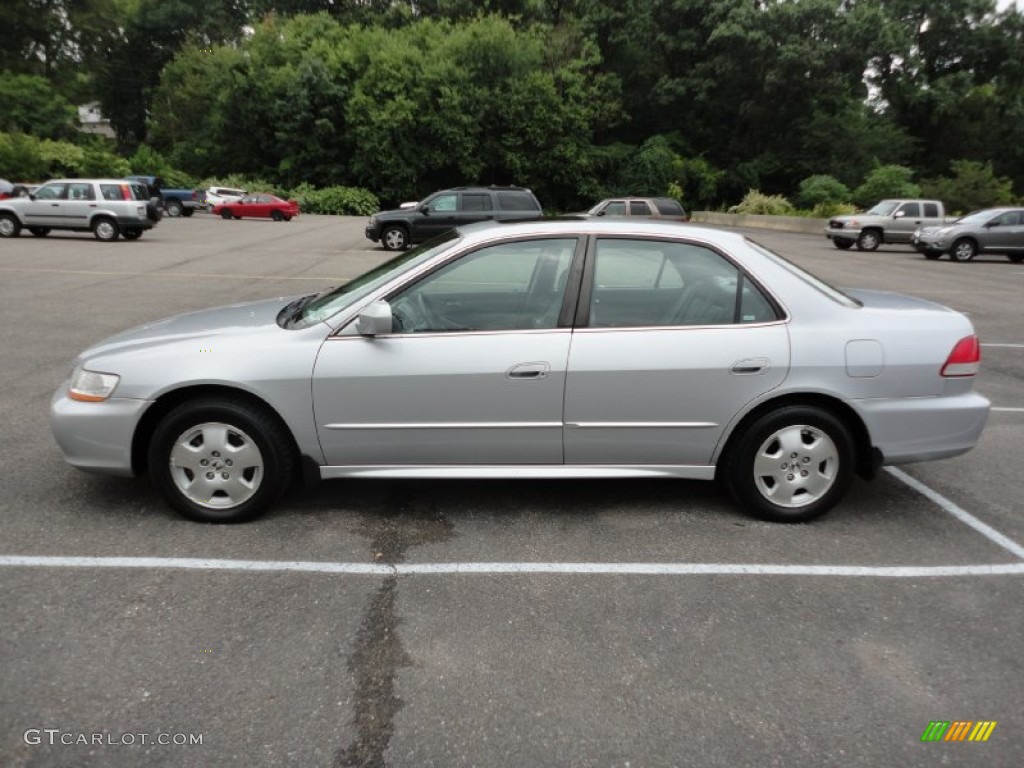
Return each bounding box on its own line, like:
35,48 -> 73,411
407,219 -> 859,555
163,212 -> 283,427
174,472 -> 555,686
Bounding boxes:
213,193 -> 300,221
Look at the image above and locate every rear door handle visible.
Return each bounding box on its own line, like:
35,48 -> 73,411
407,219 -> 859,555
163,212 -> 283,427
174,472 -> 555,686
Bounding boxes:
507,362 -> 550,380
731,358 -> 769,375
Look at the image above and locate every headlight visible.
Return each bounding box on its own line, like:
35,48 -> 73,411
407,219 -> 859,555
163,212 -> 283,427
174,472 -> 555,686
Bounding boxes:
68,367 -> 120,402
368,216 -> 377,226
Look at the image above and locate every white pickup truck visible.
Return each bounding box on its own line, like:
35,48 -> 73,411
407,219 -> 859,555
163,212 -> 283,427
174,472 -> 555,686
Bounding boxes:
824,199 -> 948,251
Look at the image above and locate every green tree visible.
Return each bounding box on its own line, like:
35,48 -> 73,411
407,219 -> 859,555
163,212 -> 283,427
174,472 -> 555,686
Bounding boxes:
0,72 -> 78,138
921,160 -> 1015,215
852,165 -> 921,206
797,175 -> 851,208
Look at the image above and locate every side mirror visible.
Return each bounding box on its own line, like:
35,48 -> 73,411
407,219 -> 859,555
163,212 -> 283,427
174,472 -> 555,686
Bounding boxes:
595,209 -> 607,217
356,300 -> 393,336
893,210 -> 905,218
418,204 -> 430,216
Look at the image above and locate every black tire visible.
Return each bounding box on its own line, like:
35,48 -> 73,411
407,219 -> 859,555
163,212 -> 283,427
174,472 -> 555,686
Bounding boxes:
832,238 -> 854,250
923,250 -> 941,260
123,229 -> 142,240
724,405 -> 855,523
147,397 -> 296,523
220,209 -> 233,220
271,210 -> 284,222
283,215 -> 292,222
856,229 -> 880,251
29,227 -> 51,237
181,208 -> 194,217
1008,254 -> 1024,264
950,238 -> 977,262
0,213 -> 21,237
165,199 -> 184,217
233,214 -> 242,220
381,225 -> 409,251
92,217 -> 120,242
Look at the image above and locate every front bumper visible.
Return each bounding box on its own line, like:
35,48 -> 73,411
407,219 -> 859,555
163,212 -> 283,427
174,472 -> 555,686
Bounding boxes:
824,227 -> 858,241
364,222 -> 381,243
910,232 -> 947,252
854,390 -> 990,465
50,387 -> 152,476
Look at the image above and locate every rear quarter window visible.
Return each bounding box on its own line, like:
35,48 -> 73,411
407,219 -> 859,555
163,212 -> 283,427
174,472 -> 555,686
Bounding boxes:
497,191 -> 540,211
654,199 -> 685,216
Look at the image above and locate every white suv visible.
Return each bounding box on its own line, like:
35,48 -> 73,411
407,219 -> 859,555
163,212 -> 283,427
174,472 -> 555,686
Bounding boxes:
0,178 -> 156,241
205,186 -> 247,207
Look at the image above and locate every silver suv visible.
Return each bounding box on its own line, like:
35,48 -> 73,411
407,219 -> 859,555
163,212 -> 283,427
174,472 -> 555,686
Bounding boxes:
0,178 -> 157,241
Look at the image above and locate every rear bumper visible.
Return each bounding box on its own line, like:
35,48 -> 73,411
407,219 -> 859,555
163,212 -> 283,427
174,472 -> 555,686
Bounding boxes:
115,215 -> 155,231
854,391 -> 990,464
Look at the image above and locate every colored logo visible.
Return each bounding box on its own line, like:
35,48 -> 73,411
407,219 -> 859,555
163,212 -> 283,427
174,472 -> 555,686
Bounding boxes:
921,721 -> 997,742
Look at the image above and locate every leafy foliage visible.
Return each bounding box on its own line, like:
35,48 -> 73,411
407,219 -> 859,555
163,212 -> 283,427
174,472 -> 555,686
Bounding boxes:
852,166 -> 921,207
797,175 -> 851,208
920,160 -> 1016,215
293,185 -> 380,216
728,190 -> 796,216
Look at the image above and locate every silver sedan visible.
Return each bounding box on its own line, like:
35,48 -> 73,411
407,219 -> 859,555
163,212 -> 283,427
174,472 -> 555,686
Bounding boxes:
912,207 -> 1024,262
51,220 -> 989,523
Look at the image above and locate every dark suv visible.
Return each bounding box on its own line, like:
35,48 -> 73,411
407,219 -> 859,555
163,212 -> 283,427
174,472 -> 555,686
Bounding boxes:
365,186 -> 543,250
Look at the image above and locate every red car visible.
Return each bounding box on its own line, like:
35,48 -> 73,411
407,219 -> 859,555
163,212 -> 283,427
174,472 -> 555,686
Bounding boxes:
213,193 -> 300,221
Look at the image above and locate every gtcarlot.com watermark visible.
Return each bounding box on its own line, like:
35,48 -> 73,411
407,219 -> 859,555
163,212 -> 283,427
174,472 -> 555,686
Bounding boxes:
24,728 -> 203,747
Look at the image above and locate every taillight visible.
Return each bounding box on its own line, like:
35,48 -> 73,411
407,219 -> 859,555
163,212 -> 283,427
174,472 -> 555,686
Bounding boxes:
941,335 -> 981,377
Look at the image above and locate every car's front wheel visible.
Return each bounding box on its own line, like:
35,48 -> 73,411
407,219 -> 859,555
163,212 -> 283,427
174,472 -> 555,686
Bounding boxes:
92,217 -> 120,242
725,405 -> 855,523
923,250 -> 942,260
950,238 -> 977,262
148,397 -> 296,523
382,225 -> 409,251
856,230 -> 880,251
1008,254 -> 1024,264
220,209 -> 233,220
271,210 -> 284,222
0,213 -> 21,237
832,237 -> 854,250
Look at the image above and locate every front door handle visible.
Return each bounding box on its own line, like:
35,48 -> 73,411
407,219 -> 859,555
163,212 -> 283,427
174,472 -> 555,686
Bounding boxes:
507,362 -> 550,380
731,358 -> 769,375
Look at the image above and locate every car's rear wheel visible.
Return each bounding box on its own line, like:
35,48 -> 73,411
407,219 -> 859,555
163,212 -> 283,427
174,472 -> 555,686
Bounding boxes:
148,398 -> 296,523
271,210 -> 284,222
220,209 -> 233,220
92,217 -> 120,242
832,238 -> 854,250
725,405 -> 855,523
123,229 -> 142,240
165,200 -> 183,217
181,208 -> 194,217
1006,254 -> 1023,264
0,213 -> 21,237
29,227 -> 51,237
856,230 -> 880,251
950,238 -> 977,262
382,225 -> 409,251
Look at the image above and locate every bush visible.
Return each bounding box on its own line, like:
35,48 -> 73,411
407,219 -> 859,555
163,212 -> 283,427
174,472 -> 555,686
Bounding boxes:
811,202 -> 858,218
727,189 -> 795,215
920,160 -> 1014,216
295,185 -> 380,216
852,165 -> 920,206
797,175 -> 850,208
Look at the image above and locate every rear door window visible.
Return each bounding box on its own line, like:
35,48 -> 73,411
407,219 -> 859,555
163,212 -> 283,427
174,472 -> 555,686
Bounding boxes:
496,191 -> 540,211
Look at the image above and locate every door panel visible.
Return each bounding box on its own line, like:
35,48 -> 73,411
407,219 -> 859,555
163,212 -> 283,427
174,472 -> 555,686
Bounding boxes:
313,332 -> 571,465
564,325 -> 789,465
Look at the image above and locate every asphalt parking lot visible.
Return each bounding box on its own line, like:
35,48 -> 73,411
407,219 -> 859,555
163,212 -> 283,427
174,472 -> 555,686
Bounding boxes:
1,214 -> 1022,767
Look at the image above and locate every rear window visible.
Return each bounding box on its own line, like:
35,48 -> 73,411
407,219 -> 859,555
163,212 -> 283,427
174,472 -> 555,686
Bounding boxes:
654,198 -> 685,216
497,191 -> 540,212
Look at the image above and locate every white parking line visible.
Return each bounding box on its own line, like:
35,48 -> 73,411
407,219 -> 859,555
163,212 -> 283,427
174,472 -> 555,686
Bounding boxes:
0,555 -> 1022,577
991,407 -> 1024,413
982,343 -> 1024,348
885,466 -> 1024,559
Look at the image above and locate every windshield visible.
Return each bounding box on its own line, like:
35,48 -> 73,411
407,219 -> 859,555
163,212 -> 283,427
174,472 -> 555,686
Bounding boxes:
864,201 -> 899,216
290,231 -> 461,328
745,239 -> 861,308
954,210 -> 996,225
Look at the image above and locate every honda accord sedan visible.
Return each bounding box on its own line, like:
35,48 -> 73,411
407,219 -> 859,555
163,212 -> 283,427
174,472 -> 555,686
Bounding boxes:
51,220 -> 989,524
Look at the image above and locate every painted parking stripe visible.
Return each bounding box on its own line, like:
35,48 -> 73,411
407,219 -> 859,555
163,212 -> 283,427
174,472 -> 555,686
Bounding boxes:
981,343 -> 1024,348
991,407 -> 1024,413
0,556 -> 1022,577
885,466 -> 1024,559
